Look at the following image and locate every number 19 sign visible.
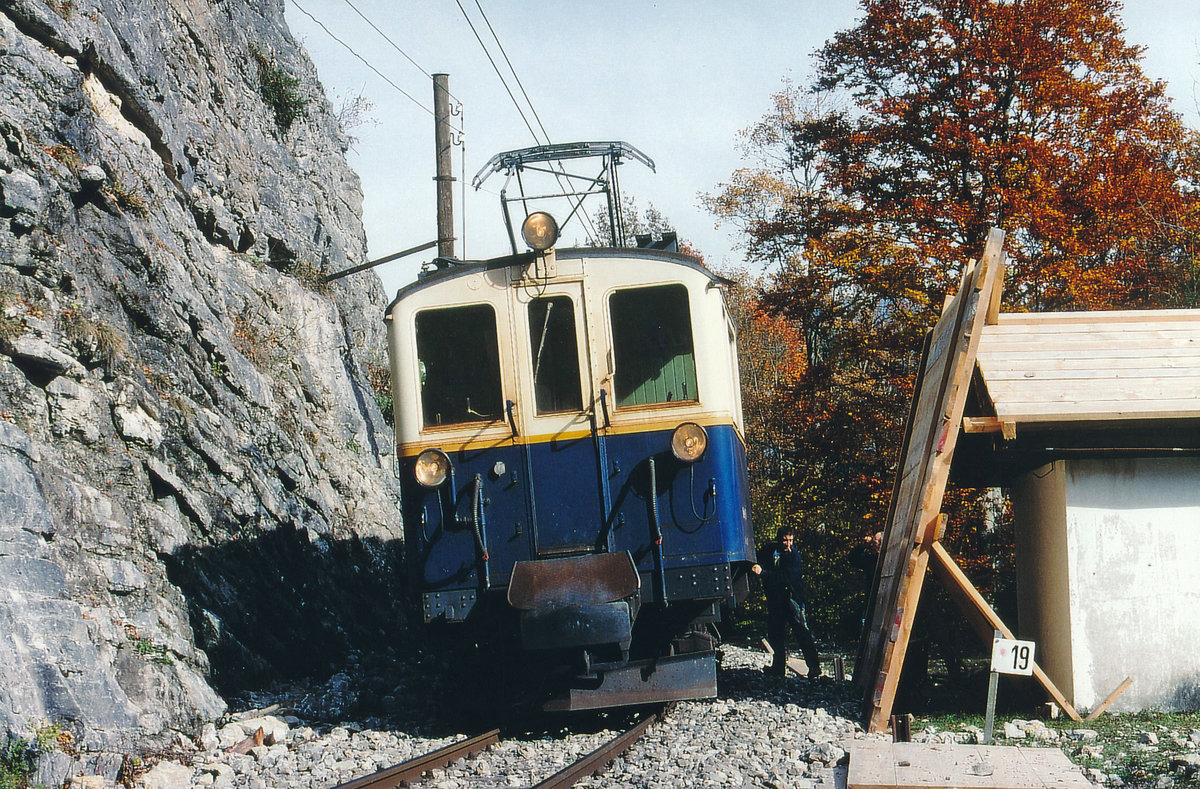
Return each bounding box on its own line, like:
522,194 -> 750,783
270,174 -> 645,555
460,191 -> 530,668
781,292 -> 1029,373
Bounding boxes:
991,636 -> 1036,676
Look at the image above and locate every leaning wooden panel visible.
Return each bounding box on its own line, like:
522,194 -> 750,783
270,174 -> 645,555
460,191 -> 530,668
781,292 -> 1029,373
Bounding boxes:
858,284 -> 970,709
854,332 -> 933,691
858,228 -> 1007,732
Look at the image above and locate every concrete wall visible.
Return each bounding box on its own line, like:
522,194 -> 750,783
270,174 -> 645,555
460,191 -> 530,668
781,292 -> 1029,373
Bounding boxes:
1015,457 -> 1200,713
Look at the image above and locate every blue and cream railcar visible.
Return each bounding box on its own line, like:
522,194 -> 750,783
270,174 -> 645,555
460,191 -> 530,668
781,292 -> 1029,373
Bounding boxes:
385,219 -> 755,709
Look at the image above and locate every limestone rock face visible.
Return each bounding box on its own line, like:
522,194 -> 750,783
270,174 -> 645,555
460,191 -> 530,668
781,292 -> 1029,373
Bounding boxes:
0,0 -> 404,751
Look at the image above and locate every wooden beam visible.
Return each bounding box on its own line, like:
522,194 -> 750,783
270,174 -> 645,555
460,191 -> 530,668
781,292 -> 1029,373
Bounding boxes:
1086,677 -> 1133,721
760,637 -> 810,677
985,252 -> 1006,324
928,541 -> 1082,722
995,308 -> 1200,326
919,514 -> 947,547
962,417 -> 1002,434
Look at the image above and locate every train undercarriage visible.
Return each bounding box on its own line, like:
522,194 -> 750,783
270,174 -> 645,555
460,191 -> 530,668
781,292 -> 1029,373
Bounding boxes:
424,551 -> 749,713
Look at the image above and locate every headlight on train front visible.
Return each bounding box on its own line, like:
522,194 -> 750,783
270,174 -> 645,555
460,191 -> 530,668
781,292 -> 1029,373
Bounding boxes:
414,448 -> 452,488
521,211 -> 559,252
670,422 -> 708,463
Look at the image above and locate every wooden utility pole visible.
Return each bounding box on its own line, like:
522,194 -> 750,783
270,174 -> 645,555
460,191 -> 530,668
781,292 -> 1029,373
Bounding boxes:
433,73 -> 455,259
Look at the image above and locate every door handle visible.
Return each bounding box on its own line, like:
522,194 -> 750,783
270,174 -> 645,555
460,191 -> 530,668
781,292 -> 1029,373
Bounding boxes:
504,399 -> 519,437
598,388 -> 611,429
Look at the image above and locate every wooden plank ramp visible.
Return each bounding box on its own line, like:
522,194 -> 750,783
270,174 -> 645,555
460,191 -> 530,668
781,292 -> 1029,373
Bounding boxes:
848,742 -> 1091,789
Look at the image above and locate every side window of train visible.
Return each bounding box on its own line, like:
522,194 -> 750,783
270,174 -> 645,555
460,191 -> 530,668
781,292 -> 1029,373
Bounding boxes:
609,284 -> 698,408
414,303 -> 503,427
528,296 -> 583,414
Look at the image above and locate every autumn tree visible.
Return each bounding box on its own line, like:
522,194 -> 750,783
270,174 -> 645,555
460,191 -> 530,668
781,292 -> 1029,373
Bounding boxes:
709,0 -> 1200,640
810,0 -> 1200,309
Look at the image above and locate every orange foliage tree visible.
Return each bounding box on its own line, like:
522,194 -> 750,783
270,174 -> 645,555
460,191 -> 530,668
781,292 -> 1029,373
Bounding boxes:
710,0 -> 1200,641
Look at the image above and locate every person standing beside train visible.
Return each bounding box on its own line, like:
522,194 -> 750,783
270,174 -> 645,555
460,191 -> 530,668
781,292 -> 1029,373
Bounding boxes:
751,525 -> 822,679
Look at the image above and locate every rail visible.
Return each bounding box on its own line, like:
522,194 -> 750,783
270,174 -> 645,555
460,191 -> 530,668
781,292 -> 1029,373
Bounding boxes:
330,728 -> 499,789
531,704 -> 669,789
330,704 -> 667,789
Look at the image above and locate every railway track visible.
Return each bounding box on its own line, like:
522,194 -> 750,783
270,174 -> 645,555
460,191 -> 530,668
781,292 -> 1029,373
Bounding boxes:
330,705 -> 670,789
530,704 -> 668,789
330,728 -> 500,789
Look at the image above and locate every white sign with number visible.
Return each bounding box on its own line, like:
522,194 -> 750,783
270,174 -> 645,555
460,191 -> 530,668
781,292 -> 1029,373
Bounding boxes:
991,637 -> 1036,676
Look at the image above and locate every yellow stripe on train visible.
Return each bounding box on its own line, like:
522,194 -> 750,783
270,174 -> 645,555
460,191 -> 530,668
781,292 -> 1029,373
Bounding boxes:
396,414 -> 746,458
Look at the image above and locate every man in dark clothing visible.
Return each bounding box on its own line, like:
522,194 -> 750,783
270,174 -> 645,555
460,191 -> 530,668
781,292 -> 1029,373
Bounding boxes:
752,525 -> 822,678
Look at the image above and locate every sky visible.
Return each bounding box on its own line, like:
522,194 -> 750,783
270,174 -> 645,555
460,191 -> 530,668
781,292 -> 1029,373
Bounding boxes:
284,1 -> 1200,296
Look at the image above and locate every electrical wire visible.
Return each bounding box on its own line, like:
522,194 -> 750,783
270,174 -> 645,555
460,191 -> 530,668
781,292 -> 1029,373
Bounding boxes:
472,0 -> 551,143
289,0 -> 434,117
469,0 -> 602,243
339,0 -> 429,77
454,2 -> 599,243
337,0 -> 465,108
453,0 -> 541,144
292,0 -> 473,251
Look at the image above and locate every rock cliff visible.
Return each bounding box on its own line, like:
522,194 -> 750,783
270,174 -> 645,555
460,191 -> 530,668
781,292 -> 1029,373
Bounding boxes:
0,0 -> 405,751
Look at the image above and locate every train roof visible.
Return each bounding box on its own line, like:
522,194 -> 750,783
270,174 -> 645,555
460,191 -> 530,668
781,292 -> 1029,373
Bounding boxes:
384,246 -> 727,317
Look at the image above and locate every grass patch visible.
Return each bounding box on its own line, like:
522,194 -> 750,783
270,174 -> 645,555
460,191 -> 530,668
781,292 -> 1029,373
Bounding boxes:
57,306 -> 124,372
250,44 -> 308,133
365,359 -> 393,427
123,624 -> 173,666
0,733 -> 35,789
104,178 -> 148,216
1,722 -> 74,789
913,708 -> 1200,786
0,291 -> 25,348
44,144 -> 82,174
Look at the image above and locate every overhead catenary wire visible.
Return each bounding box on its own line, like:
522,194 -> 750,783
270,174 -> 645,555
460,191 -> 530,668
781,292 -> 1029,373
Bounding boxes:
472,0 -> 552,144
288,0 -> 434,117
337,0 -> 465,109
453,0 -> 600,244
452,0 -> 541,145
470,1 -> 603,243
290,0 -> 470,251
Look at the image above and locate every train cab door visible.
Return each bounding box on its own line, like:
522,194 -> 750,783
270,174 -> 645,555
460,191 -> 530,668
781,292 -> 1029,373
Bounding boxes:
510,271 -> 608,557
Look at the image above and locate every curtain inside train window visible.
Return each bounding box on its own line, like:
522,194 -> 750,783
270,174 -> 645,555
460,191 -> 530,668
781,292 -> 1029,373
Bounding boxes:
610,284 -> 698,408
415,303 -> 503,426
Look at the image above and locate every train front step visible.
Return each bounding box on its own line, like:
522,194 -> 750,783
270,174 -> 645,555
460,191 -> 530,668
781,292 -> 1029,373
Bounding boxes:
543,651 -> 717,712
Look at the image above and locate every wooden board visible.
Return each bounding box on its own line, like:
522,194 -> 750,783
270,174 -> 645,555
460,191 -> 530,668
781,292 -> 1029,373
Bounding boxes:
991,308 -> 1200,326
928,542 -> 1080,722
857,228 -> 1007,733
848,742 -> 1092,789
975,311 -> 1200,425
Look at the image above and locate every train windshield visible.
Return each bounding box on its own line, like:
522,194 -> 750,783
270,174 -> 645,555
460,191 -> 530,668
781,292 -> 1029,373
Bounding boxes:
610,284 -> 698,407
528,296 -> 583,413
415,304 -> 503,426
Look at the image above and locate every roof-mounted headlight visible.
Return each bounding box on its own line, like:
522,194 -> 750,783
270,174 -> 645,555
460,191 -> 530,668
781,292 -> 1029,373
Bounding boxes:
521,211 -> 559,252
414,448 -> 452,488
670,422 -> 708,463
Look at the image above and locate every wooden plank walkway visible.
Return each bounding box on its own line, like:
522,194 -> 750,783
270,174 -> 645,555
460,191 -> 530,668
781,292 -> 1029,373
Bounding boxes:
848,742 -> 1092,789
